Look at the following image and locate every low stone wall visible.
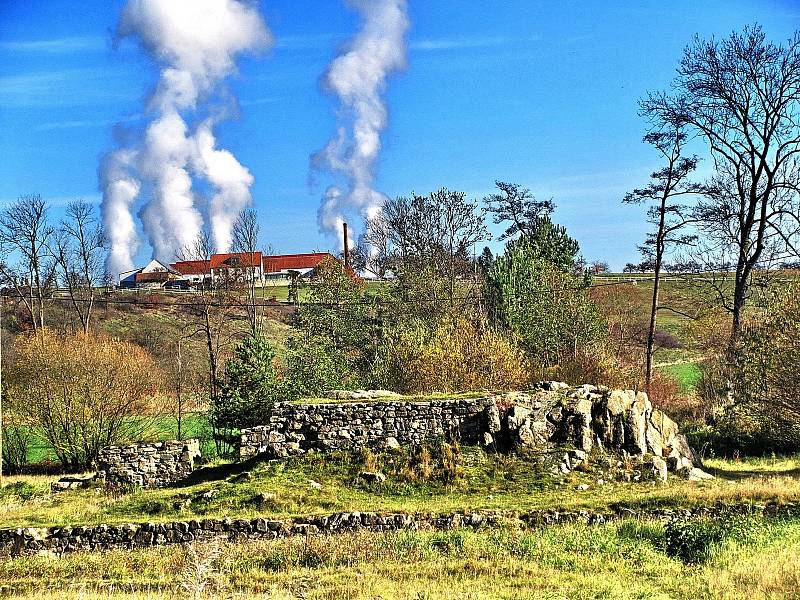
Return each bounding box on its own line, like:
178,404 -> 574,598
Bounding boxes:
2,502 -> 795,557
240,397 -> 495,459
238,384 -> 701,479
98,440 -> 201,489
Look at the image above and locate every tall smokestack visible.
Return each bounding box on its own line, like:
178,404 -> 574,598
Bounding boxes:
343,222 -> 350,268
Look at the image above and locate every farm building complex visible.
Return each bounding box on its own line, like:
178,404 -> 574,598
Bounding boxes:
119,252 -> 335,289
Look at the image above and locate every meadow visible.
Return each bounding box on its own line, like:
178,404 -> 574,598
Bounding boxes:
2,514 -> 799,598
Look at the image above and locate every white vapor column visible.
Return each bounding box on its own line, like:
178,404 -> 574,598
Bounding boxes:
312,0 -> 409,250
100,148 -> 141,278
100,0 -> 271,271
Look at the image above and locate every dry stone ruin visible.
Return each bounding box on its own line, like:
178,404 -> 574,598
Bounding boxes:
97,440 -> 202,488
240,382 -> 709,481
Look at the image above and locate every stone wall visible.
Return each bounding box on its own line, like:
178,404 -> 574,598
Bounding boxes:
98,440 -> 201,488
238,383 -> 702,479
240,397 -> 495,459
2,502 -> 795,557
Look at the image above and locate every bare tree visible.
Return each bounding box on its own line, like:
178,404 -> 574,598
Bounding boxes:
231,208 -> 262,335
624,122 -> 701,391
49,200 -> 106,334
0,195 -> 54,331
177,232 -> 236,406
356,212 -> 392,279
643,26 -> 800,344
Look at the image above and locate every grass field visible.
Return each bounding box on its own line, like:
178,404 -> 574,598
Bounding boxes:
2,515 -> 799,598
2,450 -> 799,530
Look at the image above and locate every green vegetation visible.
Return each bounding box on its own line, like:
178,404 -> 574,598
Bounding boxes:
1,450 -> 799,529
2,515 -> 800,598
660,362 -> 703,394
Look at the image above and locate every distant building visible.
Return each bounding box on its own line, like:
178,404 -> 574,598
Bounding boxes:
122,252 -> 337,290
170,259 -> 211,286
261,252 -> 334,286
119,259 -> 177,288
210,252 -> 264,286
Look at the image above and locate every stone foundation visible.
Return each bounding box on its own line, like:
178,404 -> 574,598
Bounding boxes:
98,440 -> 201,488
240,397 -> 494,459
2,502 -> 794,557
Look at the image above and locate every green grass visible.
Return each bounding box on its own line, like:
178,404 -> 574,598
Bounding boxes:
22,413 -> 217,465
2,450 -> 800,530
2,515 -> 800,598
659,362 -> 703,393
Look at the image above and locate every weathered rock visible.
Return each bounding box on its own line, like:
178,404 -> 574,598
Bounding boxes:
485,403 -> 502,434
506,406 -> 531,431
645,456 -> 668,483
359,472 -> 387,484
679,466 -> 715,482
51,474 -> 96,493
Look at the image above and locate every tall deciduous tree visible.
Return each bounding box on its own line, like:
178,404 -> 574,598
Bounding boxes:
0,195 -> 54,331
50,200 -> 106,334
624,123 -> 701,391
643,26 -> 800,344
231,208 -> 263,335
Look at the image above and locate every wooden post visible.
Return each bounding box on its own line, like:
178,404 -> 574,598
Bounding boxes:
0,295 -> 4,488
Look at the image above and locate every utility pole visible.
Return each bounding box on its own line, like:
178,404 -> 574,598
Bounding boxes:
0,294 -> 4,488
342,222 -> 350,269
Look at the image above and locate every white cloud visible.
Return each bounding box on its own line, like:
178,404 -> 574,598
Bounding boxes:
0,36 -> 105,53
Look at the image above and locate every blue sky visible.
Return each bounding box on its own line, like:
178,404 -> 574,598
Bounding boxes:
1,0 -> 799,269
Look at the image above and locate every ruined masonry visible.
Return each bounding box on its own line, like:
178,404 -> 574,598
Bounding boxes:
239,383 -> 704,479
97,440 -> 201,488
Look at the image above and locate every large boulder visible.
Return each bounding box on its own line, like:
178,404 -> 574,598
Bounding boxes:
487,383 -> 705,479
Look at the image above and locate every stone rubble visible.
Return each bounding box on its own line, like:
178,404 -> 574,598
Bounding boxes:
2,502 -> 794,557
97,440 -> 201,489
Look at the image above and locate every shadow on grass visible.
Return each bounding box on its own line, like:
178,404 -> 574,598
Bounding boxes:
707,465 -> 800,481
171,455 -> 266,488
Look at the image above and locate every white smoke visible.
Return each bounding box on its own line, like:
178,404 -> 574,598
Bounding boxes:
100,0 -> 270,272
100,148 -> 141,277
312,0 -> 409,250
193,118 -> 255,253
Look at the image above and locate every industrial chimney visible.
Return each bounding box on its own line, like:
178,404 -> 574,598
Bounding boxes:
342,222 -> 350,268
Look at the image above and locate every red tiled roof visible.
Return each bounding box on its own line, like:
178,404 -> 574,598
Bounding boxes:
135,271 -> 171,283
262,252 -> 334,273
171,260 -> 211,275
210,252 -> 262,269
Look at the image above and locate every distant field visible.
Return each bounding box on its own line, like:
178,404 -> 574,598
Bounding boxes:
21,413 -> 217,466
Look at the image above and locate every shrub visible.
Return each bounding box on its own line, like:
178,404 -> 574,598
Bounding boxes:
664,516 -> 758,563
210,333 -> 290,455
374,317 -> 531,394
6,329 -> 162,471
0,420 -> 33,474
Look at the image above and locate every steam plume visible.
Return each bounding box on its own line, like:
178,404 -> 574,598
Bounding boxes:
101,0 -> 270,274
312,0 -> 409,249
100,148 -> 141,276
